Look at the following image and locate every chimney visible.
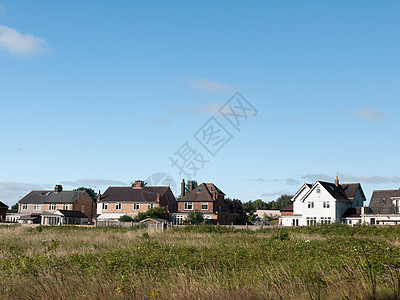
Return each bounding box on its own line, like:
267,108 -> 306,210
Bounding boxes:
181,179 -> 186,197
133,180 -> 144,188
97,191 -> 101,202
157,193 -> 160,202
189,181 -> 193,191
335,175 -> 339,186
54,185 -> 63,193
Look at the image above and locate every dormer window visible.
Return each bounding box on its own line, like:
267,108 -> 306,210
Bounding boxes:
197,188 -> 202,192
381,198 -> 386,204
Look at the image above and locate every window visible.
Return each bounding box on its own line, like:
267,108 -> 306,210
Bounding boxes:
63,203 -> 69,210
381,198 -> 386,204
308,202 -> 314,208
34,204 -> 41,210
148,203 -> 154,209
292,219 -> 299,226
316,187 -> 321,194
174,215 -> 184,225
323,201 -> 330,208
184,202 -> 193,210
116,202 -> 122,210
204,215 -> 211,219
81,204 -> 85,213
320,217 -> 331,224
102,202 -> 108,210
306,217 -> 317,226
22,203 -> 27,210
370,218 -> 376,225
133,202 -> 140,210
197,188 -> 202,192
201,203 -> 208,210
49,203 -> 56,211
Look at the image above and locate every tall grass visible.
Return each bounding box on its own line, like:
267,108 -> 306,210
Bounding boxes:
1,224 -> 400,299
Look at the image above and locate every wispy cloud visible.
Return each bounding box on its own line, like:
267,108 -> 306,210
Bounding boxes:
285,178 -> 300,186
0,25 -> 47,56
261,190 -> 292,197
0,180 -> 43,206
60,178 -> 128,188
303,173 -> 400,185
248,178 -> 266,182
174,103 -> 222,116
188,78 -> 232,95
353,107 -> 386,122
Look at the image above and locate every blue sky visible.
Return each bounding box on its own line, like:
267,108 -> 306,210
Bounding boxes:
0,1 -> 399,206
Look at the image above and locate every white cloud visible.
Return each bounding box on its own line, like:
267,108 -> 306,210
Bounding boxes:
285,178 -> 300,186
353,107 -> 385,122
0,25 -> 47,56
188,78 -> 232,95
174,103 -> 222,116
261,190 -> 292,197
0,180 -> 43,206
303,173 -> 400,185
60,178 -> 128,188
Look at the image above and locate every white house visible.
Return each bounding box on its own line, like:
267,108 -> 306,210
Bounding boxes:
279,176 -> 366,226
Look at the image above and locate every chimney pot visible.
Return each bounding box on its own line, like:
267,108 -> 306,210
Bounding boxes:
181,179 -> 186,197
133,180 -> 144,188
54,185 -> 63,193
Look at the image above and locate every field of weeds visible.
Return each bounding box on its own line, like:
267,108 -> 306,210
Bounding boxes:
1,223 -> 400,299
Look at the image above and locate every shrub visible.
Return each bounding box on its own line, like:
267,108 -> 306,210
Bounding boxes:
184,211 -> 204,225
119,215 -> 134,222
134,207 -> 167,221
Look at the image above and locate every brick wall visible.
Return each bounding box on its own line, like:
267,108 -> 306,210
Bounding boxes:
99,202 -> 160,214
73,192 -> 95,223
177,201 -> 215,213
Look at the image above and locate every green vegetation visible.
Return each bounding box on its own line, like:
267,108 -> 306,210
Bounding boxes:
74,187 -> 97,202
1,224 -> 400,299
183,211 -> 204,225
134,207 -> 167,221
119,215 -> 134,222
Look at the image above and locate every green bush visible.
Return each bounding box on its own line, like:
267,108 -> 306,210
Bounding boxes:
134,207 -> 167,221
184,211 -> 204,225
119,215 -> 134,222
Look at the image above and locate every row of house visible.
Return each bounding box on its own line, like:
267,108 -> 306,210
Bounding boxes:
279,176 -> 400,226
8,179 -> 236,225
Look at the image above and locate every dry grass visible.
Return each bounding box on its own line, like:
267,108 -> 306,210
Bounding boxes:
1,224 -> 400,299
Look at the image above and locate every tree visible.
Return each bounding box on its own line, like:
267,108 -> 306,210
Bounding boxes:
270,194 -> 293,210
74,187 -> 97,202
11,203 -> 18,210
184,211 -> 204,225
185,180 -> 198,195
134,207 -> 167,221
119,215 -> 134,222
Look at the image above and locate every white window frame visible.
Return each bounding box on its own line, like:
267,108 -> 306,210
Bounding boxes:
133,202 -> 140,210
22,203 -> 27,210
63,203 -> 69,210
307,202 -> 314,209
174,215 -> 183,224
184,202 -> 193,210
102,202 -> 108,210
34,204 -> 41,210
323,201 -> 330,208
306,217 -> 317,226
49,203 -> 57,211
116,202 -> 122,210
316,187 -> 321,194
148,203 -> 154,209
201,203 -> 208,210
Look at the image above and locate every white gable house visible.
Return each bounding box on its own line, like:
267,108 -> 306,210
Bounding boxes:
280,176 -> 366,226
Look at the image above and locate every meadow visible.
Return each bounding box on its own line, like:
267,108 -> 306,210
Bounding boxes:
1,224 -> 400,299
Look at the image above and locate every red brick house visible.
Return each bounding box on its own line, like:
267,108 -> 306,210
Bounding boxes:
0,201 -> 8,222
96,180 -> 176,221
171,179 -> 233,224
18,185 -> 96,224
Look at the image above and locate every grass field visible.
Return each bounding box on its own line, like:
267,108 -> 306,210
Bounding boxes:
1,224 -> 400,299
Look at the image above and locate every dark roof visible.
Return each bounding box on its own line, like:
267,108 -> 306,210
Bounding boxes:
140,218 -> 167,223
0,201 -> 8,208
369,190 -> 400,214
280,204 -> 293,212
178,183 -> 225,202
318,182 -> 364,203
57,210 -> 88,218
100,186 -> 173,203
19,190 -> 87,204
342,207 -> 362,218
19,213 -> 41,220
